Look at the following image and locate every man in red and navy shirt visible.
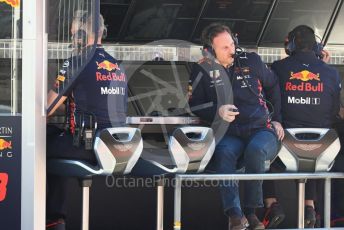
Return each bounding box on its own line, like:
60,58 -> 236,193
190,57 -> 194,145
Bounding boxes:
262,25 -> 341,229
189,23 -> 283,230
46,14 -> 127,230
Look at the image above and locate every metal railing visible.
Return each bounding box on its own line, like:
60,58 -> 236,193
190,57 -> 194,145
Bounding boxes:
173,172 -> 344,230
1,39 -> 344,64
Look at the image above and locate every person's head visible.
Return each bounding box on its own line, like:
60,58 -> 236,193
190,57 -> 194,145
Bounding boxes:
71,12 -> 107,46
84,13 -> 106,44
201,23 -> 237,67
285,25 -> 317,54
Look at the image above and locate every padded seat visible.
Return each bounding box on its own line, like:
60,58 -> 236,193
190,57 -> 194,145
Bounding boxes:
278,128 -> 340,172
277,128 -> 341,228
139,126 -> 215,174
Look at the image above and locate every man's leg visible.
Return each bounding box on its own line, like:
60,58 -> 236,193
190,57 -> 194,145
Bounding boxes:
243,130 -> 278,208
243,130 -> 279,229
46,128 -> 97,229
305,180 -> 317,228
46,127 -> 68,229
46,174 -> 69,222
209,135 -> 244,220
262,161 -> 285,228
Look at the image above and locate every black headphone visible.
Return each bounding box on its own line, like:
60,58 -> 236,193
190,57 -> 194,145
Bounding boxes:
285,26 -> 323,58
201,24 -> 239,59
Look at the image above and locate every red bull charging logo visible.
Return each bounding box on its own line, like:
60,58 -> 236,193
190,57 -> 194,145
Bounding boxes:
0,173 -> 8,202
0,0 -> 20,7
290,70 -> 320,81
0,138 -> 12,151
96,60 -> 120,72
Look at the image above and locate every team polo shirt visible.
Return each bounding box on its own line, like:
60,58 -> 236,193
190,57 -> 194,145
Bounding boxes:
189,52 -> 281,137
53,46 -> 127,129
272,51 -> 341,128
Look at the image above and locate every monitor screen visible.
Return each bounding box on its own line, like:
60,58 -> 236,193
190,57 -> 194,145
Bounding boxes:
124,61 -> 191,116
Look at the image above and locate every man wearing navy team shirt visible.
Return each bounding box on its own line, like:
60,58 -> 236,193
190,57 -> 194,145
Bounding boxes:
46,14 -> 127,230
189,23 -> 283,230
262,25 -> 341,229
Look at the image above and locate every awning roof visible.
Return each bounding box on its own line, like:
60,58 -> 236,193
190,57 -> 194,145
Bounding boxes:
0,0 -> 343,48
100,0 -> 344,47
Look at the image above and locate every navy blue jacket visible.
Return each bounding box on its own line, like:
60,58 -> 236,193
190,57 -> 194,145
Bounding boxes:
188,52 -> 281,137
53,46 -> 127,129
271,51 -> 341,128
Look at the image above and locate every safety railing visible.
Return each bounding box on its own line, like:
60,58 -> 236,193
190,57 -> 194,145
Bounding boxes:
1,39 -> 344,64
173,172 -> 344,230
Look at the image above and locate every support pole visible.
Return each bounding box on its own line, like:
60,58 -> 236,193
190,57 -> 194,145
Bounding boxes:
297,179 -> 306,228
157,179 -> 164,230
174,177 -> 182,230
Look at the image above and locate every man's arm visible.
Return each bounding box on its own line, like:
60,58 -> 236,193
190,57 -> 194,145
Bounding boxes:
47,59 -> 74,116
257,57 -> 282,123
188,63 -> 217,124
47,90 -> 67,116
258,57 -> 284,139
321,50 -> 331,63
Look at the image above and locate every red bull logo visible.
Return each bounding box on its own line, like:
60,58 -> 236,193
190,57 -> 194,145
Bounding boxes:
96,60 -> 120,71
285,82 -> 323,92
0,172 -> 8,202
0,138 -> 12,151
290,70 -> 320,81
96,72 -> 126,82
0,0 -> 20,7
287,70 -> 323,92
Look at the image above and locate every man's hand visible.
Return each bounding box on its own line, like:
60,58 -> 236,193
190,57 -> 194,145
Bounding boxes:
271,121 -> 284,140
339,107 -> 344,120
219,104 -> 239,123
321,50 -> 330,63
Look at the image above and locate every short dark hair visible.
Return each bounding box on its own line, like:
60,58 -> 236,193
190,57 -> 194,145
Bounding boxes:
288,25 -> 316,51
201,23 -> 232,46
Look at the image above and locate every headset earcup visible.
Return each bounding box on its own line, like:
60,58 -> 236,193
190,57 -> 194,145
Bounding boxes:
284,37 -> 291,55
210,47 -> 215,57
285,37 -> 295,56
202,44 -> 215,59
232,34 -> 239,48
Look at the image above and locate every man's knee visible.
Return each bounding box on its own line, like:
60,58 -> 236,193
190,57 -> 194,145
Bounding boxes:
245,142 -> 268,161
215,136 -> 243,160
246,134 -> 279,160
244,142 -> 275,172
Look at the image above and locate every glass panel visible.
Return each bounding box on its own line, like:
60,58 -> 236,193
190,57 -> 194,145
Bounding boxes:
0,1 -> 22,114
192,0 -> 273,45
48,0 -> 94,42
46,0 -> 98,115
261,0 -> 338,46
327,3 -> 344,45
192,19 -> 264,45
123,0 -> 203,42
101,2 -> 130,42
202,0 -> 271,20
